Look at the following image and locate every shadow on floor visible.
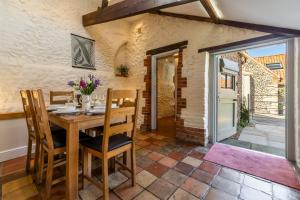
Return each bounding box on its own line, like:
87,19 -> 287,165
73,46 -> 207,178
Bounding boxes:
220,138 -> 285,157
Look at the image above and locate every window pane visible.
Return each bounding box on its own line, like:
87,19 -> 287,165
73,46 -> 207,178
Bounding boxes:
221,74 -> 226,88
227,75 -> 232,89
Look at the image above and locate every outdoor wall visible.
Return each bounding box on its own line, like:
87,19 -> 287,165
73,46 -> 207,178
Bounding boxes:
126,14 -> 265,144
242,54 -> 279,115
0,0 -> 133,161
157,57 -> 176,119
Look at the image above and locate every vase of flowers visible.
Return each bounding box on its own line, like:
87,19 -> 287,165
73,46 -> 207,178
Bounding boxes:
68,74 -> 101,110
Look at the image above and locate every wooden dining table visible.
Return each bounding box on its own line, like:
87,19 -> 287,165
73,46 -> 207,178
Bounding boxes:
48,112 -> 105,200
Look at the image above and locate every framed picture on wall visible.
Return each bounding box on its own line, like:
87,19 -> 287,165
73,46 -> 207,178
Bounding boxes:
71,33 -> 95,70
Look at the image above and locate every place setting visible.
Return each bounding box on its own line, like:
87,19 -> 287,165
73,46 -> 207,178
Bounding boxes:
47,75 -> 109,116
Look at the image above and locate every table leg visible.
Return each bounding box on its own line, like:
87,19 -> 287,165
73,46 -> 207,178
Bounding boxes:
66,122 -> 79,200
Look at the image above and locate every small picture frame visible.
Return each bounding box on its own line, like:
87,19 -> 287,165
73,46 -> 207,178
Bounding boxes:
71,34 -> 95,70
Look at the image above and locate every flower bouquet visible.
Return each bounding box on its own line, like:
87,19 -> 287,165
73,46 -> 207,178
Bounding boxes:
68,74 -> 101,110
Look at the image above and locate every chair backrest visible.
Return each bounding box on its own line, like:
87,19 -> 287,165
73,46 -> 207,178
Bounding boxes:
31,89 -> 54,149
20,90 -> 39,139
50,91 -> 74,105
102,88 -> 141,153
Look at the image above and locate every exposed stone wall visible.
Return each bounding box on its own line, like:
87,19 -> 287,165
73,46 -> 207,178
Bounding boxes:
242,55 -> 279,115
0,0 -> 133,113
157,57 -> 176,119
0,0 -> 134,156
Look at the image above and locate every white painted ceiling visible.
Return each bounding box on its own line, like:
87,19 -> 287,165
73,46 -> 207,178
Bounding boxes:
159,0 -> 300,30
214,0 -> 300,30
161,1 -> 209,17
100,0 -> 300,31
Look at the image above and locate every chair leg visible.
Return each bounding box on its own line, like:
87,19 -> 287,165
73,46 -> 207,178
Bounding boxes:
81,147 -> 84,190
45,152 -> 54,199
109,157 -> 116,173
122,151 -> 127,167
83,149 -> 92,189
26,138 -> 32,173
37,147 -> 44,184
130,146 -> 136,186
33,139 -> 40,181
102,157 -> 109,200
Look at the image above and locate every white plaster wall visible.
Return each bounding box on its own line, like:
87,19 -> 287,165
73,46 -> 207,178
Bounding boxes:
0,119 -> 28,162
126,14 -> 265,136
0,0 -> 134,160
0,0 -> 134,112
295,38 -> 300,167
157,57 -> 176,119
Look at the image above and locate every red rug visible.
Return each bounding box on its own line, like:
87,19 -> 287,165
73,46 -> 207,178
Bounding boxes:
203,143 -> 300,190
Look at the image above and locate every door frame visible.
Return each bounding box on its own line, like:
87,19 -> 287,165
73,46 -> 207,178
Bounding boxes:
151,50 -> 178,130
208,38 -> 296,160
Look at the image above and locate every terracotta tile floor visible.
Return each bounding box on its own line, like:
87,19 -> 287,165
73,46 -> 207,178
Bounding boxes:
1,131 -> 300,200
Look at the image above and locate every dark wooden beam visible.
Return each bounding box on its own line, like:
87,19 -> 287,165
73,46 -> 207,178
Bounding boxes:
101,0 -> 108,8
155,12 -> 300,36
146,40 -> 188,55
198,34 -> 291,53
219,20 -> 300,36
199,0 -> 219,23
153,11 -> 214,23
83,0 -> 199,26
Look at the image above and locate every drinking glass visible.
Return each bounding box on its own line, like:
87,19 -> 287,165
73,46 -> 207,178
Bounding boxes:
100,94 -> 105,105
92,94 -> 99,106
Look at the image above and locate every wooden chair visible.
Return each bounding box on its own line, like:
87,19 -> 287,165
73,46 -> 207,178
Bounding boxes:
31,89 -> 91,199
80,88 -> 141,200
31,89 -> 67,199
50,91 -> 74,104
49,91 -> 74,131
20,90 -> 40,178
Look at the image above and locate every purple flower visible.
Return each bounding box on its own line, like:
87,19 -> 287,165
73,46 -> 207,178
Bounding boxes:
67,81 -> 75,87
94,79 -> 100,88
68,75 -> 100,95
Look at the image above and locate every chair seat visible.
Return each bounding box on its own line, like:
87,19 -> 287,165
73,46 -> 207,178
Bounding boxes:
50,125 -> 65,133
80,134 -> 132,152
51,131 -> 93,149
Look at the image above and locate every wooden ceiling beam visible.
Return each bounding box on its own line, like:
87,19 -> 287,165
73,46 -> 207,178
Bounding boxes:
198,34 -> 291,53
101,0 -> 108,8
83,0 -> 199,26
154,11 -> 214,23
199,0 -> 219,23
146,40 -> 188,55
155,11 -> 300,36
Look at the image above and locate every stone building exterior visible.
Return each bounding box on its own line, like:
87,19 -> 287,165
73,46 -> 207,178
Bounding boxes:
241,52 -> 282,115
219,52 -> 285,129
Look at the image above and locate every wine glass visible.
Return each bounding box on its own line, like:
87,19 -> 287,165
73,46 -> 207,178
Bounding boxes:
99,94 -> 105,105
67,95 -> 74,104
92,94 -> 98,106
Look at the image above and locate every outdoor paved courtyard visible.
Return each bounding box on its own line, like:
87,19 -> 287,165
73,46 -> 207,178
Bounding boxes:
223,114 -> 286,157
